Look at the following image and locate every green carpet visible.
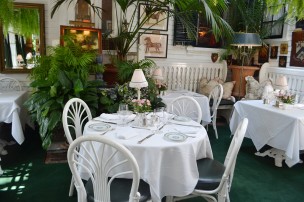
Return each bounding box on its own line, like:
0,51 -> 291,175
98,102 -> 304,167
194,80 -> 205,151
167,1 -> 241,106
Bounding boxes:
0,123 -> 303,202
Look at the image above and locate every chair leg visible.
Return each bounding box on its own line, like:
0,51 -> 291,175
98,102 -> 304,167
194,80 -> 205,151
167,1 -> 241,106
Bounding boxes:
69,177 -> 74,197
213,120 -> 218,139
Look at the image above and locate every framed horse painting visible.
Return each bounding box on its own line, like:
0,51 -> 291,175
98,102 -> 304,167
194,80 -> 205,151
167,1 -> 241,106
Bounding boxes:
138,4 -> 169,31
139,33 -> 168,58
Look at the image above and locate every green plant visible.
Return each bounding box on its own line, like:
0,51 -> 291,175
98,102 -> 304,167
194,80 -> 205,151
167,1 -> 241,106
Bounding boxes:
24,38 -> 104,149
0,0 -> 14,35
221,0 -> 286,66
266,0 -> 304,21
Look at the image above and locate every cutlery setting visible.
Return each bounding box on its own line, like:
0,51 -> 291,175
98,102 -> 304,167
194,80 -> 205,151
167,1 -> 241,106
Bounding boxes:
137,133 -> 156,144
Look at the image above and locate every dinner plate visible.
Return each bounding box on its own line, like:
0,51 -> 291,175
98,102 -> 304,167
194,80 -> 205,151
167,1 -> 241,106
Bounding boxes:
88,123 -> 111,131
173,116 -> 191,122
164,132 -> 187,142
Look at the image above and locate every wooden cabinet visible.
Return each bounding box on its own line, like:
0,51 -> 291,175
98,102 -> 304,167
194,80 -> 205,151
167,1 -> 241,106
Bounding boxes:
230,65 -> 260,98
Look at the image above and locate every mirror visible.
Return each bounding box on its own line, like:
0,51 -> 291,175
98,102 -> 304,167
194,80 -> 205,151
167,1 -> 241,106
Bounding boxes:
0,3 -> 45,73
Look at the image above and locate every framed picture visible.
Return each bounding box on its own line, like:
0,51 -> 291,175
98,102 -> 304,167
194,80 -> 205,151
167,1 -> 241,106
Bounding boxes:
60,25 -> 102,53
270,46 -> 278,59
258,44 -> 269,63
290,30 -> 304,67
139,33 -> 168,58
280,43 -> 288,54
138,4 -> 169,31
279,56 -> 287,67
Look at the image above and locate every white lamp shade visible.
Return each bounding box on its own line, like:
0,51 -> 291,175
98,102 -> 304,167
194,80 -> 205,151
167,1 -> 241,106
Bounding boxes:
17,54 -> 24,61
26,52 -> 33,60
275,75 -> 288,90
152,68 -> 164,80
129,69 -> 148,88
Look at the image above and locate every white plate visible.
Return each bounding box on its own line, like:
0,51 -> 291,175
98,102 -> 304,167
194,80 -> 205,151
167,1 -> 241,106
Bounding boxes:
173,116 -> 191,122
164,132 -> 187,142
88,123 -> 111,131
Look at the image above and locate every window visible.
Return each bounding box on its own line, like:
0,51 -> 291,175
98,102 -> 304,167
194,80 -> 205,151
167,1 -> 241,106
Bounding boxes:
262,7 -> 285,39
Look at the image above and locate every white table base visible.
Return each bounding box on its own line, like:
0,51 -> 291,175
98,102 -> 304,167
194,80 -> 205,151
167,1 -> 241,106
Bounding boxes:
255,148 -> 303,167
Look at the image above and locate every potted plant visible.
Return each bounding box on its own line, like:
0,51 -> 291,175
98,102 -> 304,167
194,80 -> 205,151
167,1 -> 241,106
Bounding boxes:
24,37 -> 104,149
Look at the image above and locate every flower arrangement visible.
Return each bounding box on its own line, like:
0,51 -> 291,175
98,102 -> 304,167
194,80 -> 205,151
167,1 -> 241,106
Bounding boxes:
132,99 -> 152,113
157,82 -> 167,91
276,93 -> 296,104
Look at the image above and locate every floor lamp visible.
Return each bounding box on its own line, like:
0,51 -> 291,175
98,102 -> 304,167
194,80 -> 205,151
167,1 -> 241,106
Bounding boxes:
230,32 -> 262,99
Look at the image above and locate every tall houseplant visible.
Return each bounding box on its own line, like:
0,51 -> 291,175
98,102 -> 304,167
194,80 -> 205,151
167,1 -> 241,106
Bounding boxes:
24,38 -> 104,149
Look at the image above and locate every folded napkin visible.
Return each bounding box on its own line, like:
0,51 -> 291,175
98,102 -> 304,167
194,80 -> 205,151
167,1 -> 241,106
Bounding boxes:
95,113 -> 136,124
100,113 -> 120,120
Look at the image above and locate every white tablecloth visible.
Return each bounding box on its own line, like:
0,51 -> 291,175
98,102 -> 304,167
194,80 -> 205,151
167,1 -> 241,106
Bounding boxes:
82,117 -> 213,202
0,91 -> 28,144
230,100 -> 304,167
161,90 -> 211,125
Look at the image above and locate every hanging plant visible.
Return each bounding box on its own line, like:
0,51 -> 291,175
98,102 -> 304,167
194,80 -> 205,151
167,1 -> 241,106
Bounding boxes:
0,0 -> 14,35
12,8 -> 40,38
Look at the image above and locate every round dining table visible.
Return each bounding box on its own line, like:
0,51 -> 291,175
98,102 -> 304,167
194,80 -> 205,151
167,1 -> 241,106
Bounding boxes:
81,114 -> 213,202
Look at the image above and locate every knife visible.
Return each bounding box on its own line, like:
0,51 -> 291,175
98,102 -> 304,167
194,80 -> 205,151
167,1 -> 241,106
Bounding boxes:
137,133 -> 155,144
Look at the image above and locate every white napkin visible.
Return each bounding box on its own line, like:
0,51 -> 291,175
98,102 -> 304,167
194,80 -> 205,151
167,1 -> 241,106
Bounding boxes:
96,113 -> 136,124
100,113 -> 120,120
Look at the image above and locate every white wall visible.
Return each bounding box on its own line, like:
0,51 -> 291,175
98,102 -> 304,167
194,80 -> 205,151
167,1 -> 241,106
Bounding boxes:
1,0 -> 301,88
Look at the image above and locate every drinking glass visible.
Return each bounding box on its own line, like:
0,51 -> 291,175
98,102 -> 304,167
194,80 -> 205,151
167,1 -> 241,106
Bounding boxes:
117,104 -> 130,126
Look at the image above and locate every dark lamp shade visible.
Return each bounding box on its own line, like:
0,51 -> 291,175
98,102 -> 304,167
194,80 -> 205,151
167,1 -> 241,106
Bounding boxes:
230,33 -> 262,47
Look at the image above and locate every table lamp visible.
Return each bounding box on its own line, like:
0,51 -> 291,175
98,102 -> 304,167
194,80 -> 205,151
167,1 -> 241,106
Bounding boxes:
129,69 -> 148,100
274,75 -> 288,92
152,68 -> 164,86
230,32 -> 262,66
16,54 -> 24,66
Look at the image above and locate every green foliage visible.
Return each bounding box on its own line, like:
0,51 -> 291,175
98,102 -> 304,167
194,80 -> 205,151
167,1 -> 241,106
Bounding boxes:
99,76 -> 165,113
115,58 -> 156,83
0,0 -> 14,35
266,0 -> 304,21
24,40 -> 104,149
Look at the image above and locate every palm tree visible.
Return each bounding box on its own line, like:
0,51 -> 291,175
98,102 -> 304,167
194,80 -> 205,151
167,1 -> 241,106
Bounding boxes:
51,0 -> 234,60
265,0 -> 304,21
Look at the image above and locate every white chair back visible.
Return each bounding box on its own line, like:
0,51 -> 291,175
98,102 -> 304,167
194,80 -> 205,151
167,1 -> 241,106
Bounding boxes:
209,84 -> 223,118
67,135 -> 141,202
208,84 -> 223,139
0,77 -> 22,91
167,95 -> 202,123
220,118 -> 248,193
62,98 -> 93,144
62,98 -> 93,197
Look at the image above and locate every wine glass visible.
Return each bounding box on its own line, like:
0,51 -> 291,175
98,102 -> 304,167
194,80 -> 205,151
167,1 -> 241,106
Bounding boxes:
117,104 -> 130,126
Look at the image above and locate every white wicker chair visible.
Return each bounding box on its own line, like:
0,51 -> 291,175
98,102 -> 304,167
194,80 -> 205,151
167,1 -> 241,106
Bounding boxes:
67,135 -> 151,202
167,96 -> 202,123
208,84 -> 223,139
169,118 -> 248,202
62,98 -> 92,196
0,77 -> 22,91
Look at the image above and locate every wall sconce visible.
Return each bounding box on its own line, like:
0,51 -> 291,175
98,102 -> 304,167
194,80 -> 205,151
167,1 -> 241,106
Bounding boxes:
129,69 -> 148,100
